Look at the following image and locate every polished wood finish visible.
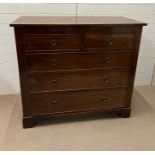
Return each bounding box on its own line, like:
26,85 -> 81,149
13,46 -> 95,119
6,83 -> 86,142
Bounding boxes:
23,88 -> 129,115
25,51 -> 132,71
84,33 -> 134,50
10,16 -> 147,26
24,34 -> 81,50
21,68 -> 131,92
10,16 -> 146,128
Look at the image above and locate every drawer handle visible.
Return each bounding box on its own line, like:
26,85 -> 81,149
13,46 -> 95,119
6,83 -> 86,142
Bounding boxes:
101,97 -> 108,103
104,57 -> 111,63
106,38 -> 113,45
50,40 -> 57,46
51,59 -> 57,65
52,80 -> 58,85
52,100 -> 59,106
102,77 -> 109,83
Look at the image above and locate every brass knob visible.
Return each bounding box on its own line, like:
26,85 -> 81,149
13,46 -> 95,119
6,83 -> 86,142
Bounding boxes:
101,97 -> 107,103
51,59 -> 57,65
52,100 -> 58,106
52,80 -> 58,85
104,57 -> 111,63
102,77 -> 109,82
50,40 -> 57,46
106,38 -> 113,45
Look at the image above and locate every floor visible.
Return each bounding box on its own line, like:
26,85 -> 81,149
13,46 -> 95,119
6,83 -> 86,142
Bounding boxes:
0,86 -> 155,151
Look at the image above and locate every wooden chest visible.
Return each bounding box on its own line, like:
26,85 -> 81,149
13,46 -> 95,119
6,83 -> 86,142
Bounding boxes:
10,16 -> 147,128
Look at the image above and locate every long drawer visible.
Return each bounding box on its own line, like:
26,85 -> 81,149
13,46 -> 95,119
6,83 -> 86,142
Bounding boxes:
24,88 -> 129,115
24,34 -> 81,51
21,68 -> 131,92
25,51 -> 132,71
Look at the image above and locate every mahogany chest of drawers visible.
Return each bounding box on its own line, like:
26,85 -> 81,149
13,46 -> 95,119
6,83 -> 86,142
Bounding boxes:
10,16 -> 147,128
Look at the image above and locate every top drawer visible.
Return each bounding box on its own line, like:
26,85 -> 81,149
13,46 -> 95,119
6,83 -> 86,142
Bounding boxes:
84,34 -> 134,50
24,34 -> 81,51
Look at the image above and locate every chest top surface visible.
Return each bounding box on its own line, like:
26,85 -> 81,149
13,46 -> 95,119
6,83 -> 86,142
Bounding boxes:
10,16 -> 147,27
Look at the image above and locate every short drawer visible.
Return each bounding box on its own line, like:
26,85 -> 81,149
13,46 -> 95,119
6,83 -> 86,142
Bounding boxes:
24,88 -> 129,115
25,51 -> 132,71
21,69 -> 131,92
84,34 -> 134,50
24,34 -> 81,51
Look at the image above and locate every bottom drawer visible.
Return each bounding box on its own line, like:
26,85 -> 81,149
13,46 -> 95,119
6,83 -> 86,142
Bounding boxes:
23,88 -> 129,115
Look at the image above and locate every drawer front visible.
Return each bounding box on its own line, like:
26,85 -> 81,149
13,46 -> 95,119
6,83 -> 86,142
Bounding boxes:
21,69 -> 131,92
24,34 -> 81,50
84,34 -> 134,50
25,51 -> 132,71
24,88 -> 129,115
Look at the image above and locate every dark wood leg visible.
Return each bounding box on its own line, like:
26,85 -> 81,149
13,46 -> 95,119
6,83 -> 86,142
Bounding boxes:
118,108 -> 131,118
23,116 -> 37,129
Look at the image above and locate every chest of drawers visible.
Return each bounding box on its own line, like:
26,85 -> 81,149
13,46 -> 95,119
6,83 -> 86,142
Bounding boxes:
10,16 -> 147,128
